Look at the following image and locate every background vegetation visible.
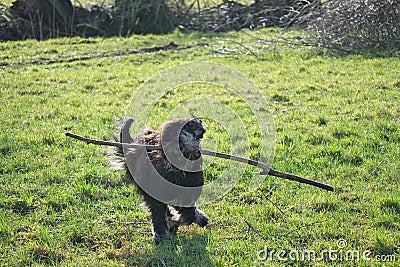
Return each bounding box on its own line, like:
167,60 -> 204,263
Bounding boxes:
1,27 -> 399,265
2,0 -> 399,57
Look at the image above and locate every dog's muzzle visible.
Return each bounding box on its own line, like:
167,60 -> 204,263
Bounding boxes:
182,144 -> 201,160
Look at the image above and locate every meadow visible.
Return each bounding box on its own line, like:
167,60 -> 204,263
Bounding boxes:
0,28 -> 399,266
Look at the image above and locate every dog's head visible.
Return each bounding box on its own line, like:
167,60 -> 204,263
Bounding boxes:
179,117 -> 206,160
161,117 -> 206,161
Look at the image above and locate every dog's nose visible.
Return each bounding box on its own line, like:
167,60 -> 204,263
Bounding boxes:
195,128 -> 206,139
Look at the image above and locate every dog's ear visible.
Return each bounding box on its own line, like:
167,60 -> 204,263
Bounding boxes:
160,118 -> 187,148
189,111 -> 202,123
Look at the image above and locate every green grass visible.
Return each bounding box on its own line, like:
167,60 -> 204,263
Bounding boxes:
1,29 -> 399,266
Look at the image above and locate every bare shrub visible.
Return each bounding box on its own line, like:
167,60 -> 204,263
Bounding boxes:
114,0 -> 173,35
309,0 -> 400,54
175,0 -> 321,32
1,0 -> 320,40
7,0 -> 74,39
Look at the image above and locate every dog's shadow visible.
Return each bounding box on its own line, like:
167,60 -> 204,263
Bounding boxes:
142,232 -> 213,266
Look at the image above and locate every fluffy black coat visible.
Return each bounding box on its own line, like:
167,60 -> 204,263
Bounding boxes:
115,117 -> 209,243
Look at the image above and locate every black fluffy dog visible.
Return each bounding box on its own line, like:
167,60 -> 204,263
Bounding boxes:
115,117 -> 209,243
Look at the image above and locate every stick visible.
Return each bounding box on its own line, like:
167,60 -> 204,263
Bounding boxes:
65,132 -> 334,192
65,132 -> 162,150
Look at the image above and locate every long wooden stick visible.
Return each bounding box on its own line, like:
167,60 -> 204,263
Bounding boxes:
65,132 -> 334,192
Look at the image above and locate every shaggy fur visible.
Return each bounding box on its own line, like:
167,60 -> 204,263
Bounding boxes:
115,117 -> 209,243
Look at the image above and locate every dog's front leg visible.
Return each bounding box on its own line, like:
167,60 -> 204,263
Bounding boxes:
149,203 -> 170,243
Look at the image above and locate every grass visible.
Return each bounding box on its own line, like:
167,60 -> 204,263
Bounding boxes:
0,28 -> 399,266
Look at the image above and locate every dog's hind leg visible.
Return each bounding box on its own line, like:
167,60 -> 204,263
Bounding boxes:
193,206 -> 209,227
170,205 -> 209,228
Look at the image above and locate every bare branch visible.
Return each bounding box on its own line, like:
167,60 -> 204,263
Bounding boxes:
245,220 -> 269,242
65,132 -> 334,192
65,132 -> 162,150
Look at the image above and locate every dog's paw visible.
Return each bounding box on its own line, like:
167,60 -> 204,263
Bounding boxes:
195,210 -> 209,227
167,218 -> 179,234
168,224 -> 179,234
153,232 -> 170,244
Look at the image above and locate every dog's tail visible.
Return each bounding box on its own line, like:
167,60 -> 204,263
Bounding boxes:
109,117 -> 135,170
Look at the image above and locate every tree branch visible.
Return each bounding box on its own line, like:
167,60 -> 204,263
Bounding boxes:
65,132 -> 334,192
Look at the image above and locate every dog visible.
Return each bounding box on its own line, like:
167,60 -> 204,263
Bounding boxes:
115,117 -> 209,243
